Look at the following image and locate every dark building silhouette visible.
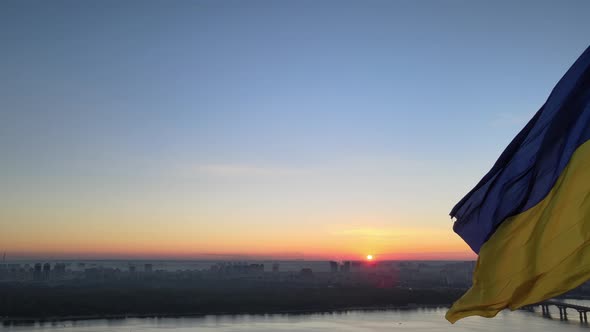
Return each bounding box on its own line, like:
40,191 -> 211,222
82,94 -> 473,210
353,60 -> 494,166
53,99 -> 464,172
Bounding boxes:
144,264 -> 153,273
272,263 -> 279,273
248,263 -> 264,273
329,261 -> 338,273
33,263 -> 42,281
341,261 -> 351,273
300,268 -> 313,278
351,261 -> 361,272
42,263 -> 51,280
213,263 -> 265,275
53,263 -> 66,279
85,268 -> 101,280
0,263 -> 6,280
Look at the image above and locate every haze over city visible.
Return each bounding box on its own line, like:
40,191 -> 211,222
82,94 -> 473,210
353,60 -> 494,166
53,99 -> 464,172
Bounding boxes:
2,0 -> 590,261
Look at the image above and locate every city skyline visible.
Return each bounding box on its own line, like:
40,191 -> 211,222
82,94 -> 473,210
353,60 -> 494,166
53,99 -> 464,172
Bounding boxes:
2,1 -> 590,261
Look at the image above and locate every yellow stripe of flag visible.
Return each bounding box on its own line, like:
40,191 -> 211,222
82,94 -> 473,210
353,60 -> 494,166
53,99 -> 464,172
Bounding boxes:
447,139 -> 590,323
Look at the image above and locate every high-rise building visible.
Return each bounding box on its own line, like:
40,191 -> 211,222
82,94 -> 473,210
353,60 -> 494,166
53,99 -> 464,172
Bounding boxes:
341,261 -> 351,273
0,263 -> 6,280
33,263 -> 42,281
53,263 -> 66,279
329,261 -> 339,273
144,263 -> 153,273
272,263 -> 279,273
300,268 -> 313,278
42,263 -> 51,280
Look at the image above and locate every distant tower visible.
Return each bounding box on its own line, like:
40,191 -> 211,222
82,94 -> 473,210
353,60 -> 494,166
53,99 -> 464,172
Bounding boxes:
341,261 -> 351,273
144,263 -> 153,273
53,263 -> 66,279
42,263 -> 51,280
0,253 -> 5,270
272,263 -> 279,273
329,261 -> 338,273
34,263 -> 42,281
0,254 -> 6,281
300,268 -> 313,278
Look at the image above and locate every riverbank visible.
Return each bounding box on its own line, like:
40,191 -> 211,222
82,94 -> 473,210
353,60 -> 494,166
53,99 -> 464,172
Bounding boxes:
0,283 -> 463,324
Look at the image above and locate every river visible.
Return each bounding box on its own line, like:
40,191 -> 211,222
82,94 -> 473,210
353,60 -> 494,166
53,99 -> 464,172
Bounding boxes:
3,302 -> 590,332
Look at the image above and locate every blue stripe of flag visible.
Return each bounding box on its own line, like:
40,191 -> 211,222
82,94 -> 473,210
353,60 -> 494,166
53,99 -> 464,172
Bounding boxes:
451,45 -> 590,253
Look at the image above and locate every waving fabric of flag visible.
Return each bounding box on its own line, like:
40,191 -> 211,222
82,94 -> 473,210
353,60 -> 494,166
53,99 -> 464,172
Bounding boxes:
446,45 -> 590,323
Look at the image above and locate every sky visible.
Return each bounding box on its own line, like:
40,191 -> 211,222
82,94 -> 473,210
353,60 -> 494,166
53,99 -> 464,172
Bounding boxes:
2,0 -> 590,261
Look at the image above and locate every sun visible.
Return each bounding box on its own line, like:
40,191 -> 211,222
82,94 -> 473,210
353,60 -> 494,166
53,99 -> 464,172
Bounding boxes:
366,254 -> 373,261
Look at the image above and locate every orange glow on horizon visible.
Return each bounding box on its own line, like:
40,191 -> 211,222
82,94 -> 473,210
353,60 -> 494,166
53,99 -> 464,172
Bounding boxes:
3,214 -> 476,261
3,246 -> 476,261
1,240 -> 476,261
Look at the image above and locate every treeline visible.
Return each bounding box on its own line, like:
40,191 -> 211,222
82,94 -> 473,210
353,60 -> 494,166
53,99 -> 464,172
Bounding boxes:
0,282 -> 465,320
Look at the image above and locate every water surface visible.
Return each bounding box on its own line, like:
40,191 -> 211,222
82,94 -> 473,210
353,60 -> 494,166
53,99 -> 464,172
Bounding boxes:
3,305 -> 590,332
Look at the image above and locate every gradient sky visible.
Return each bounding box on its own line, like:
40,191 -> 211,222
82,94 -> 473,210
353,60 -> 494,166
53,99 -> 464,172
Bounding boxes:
2,0 -> 590,260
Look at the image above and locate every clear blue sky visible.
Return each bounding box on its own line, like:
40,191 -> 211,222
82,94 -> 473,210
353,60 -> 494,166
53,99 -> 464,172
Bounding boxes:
1,0 -> 589,259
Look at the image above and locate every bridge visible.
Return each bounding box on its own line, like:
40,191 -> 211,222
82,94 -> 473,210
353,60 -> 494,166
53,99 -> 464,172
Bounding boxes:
524,300 -> 590,323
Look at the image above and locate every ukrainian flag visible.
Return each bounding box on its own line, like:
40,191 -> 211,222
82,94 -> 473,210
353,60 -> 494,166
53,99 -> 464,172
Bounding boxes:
447,45 -> 590,323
